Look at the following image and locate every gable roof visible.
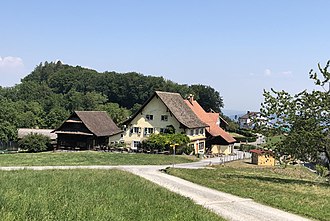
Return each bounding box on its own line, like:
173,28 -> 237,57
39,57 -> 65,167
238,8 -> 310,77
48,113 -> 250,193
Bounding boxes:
123,91 -> 208,129
250,149 -> 274,155
239,111 -> 260,120
54,111 -> 121,137
184,99 -> 236,144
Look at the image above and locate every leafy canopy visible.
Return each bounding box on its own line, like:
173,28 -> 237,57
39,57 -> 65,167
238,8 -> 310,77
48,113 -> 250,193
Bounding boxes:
261,61 -> 330,169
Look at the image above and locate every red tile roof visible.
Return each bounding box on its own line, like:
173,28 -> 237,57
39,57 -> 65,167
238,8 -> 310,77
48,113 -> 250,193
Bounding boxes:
184,99 -> 236,144
250,149 -> 274,155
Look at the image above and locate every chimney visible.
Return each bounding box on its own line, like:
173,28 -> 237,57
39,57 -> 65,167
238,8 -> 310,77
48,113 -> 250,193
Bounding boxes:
188,94 -> 194,104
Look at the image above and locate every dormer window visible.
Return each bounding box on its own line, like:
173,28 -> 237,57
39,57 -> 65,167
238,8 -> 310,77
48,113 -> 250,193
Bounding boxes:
146,114 -> 153,121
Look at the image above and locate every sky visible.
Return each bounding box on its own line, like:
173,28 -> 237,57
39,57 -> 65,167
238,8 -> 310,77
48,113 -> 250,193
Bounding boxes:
1,0 -> 329,112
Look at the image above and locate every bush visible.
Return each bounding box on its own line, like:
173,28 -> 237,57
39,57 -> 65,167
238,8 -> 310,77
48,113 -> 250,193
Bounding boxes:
316,164 -> 329,177
18,133 -> 51,152
239,144 -> 256,152
176,145 -> 194,155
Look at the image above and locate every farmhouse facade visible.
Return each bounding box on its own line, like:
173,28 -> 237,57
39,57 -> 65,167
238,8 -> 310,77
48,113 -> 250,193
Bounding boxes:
114,91 -> 208,154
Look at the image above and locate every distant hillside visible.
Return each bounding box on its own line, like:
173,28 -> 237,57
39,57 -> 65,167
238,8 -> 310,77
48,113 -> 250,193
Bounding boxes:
23,61 -> 224,112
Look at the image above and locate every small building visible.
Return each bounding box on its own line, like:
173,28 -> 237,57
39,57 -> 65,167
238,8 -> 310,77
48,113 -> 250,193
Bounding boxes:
184,95 -> 236,155
250,149 -> 275,166
53,111 -> 121,150
238,111 -> 268,129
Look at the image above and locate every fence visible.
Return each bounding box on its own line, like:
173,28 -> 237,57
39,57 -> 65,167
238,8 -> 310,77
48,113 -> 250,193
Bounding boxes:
0,141 -> 19,153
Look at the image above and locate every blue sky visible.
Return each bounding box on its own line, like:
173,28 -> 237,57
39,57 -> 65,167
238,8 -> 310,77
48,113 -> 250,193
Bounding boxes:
1,1 -> 329,112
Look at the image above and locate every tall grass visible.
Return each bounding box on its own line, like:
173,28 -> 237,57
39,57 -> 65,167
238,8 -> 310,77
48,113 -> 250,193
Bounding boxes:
0,170 -> 224,221
0,151 -> 195,166
166,160 -> 330,221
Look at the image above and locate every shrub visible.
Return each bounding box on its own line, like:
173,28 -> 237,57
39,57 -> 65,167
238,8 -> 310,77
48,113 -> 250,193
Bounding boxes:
239,144 -> 256,152
316,164 -> 329,177
18,133 -> 51,152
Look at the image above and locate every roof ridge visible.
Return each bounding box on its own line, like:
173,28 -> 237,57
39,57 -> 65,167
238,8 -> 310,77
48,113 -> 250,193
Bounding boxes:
155,91 -> 181,95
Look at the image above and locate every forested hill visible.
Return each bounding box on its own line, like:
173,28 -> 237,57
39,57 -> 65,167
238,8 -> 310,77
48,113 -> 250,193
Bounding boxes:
23,61 -> 223,111
0,61 -> 224,141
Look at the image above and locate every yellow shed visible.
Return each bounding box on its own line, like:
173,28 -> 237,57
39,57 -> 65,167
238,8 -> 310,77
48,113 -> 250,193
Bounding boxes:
250,149 -> 275,166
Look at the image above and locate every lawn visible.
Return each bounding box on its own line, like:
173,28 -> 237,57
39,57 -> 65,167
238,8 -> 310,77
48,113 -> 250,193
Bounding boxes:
0,169 -> 224,221
166,160 -> 330,221
0,151 -> 195,166
263,134 -> 285,148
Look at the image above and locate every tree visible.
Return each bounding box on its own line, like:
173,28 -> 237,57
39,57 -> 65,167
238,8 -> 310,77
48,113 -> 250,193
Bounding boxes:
142,133 -> 190,152
96,103 -> 131,124
18,133 -> 51,152
189,84 -> 224,112
261,61 -> 330,169
0,122 -> 17,142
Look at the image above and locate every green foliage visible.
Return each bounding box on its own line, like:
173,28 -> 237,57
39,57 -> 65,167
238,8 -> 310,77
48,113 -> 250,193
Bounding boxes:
316,164 -> 329,177
189,84 -> 224,112
239,144 -> 256,152
44,107 -> 70,128
18,133 -> 51,152
261,61 -> 330,169
97,102 -> 131,124
142,133 -> 190,152
0,122 -> 17,142
231,129 -> 257,142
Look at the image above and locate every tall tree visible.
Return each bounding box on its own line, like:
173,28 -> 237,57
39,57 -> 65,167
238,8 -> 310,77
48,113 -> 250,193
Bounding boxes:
261,61 -> 330,169
189,84 -> 224,112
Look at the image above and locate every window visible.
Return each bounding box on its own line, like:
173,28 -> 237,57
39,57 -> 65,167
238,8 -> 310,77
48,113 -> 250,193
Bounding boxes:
198,142 -> 204,150
190,129 -> 194,136
130,127 -> 141,134
195,129 -> 199,135
146,114 -> 153,121
132,141 -> 140,149
161,115 -> 168,121
160,128 -> 168,133
199,128 -> 204,135
144,127 -> 154,135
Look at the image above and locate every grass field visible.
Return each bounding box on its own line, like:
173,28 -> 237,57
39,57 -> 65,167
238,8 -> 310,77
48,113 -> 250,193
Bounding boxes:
0,151 -> 195,166
166,160 -> 330,221
263,134 -> 285,147
0,169 -> 224,221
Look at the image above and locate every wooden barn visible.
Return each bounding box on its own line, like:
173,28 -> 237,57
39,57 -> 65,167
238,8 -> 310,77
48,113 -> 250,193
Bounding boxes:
53,111 -> 121,150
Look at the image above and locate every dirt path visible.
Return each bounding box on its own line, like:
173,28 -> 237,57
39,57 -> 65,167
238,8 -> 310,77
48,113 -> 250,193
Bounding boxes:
122,166 -> 311,221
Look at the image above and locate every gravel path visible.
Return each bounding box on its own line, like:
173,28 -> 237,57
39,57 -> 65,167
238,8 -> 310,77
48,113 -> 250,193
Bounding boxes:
0,153 -> 311,221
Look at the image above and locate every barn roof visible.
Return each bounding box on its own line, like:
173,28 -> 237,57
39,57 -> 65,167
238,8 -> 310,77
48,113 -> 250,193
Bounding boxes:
54,111 -> 121,137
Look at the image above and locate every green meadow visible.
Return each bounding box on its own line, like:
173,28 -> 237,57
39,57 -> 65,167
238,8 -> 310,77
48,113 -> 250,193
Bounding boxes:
166,160 -> 330,221
0,169 -> 224,221
0,151 -> 195,166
